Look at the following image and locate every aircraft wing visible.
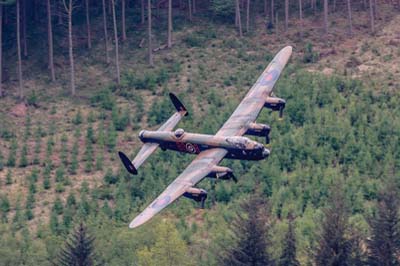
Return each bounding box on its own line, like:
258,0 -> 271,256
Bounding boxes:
129,148 -> 227,228
216,46 -> 292,137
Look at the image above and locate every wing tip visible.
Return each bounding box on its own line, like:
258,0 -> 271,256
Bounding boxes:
118,151 -> 138,175
169,93 -> 189,117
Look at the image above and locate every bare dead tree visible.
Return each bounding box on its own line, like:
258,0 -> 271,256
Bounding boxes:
246,0 -> 250,32
167,0 -> 172,48
299,0 -> 303,37
63,0 -> 76,96
270,0 -> 274,27
47,0 -> 55,81
22,0 -> 27,57
141,0 -> 144,24
147,0 -> 153,66
111,0 -> 120,84
102,0 -> 110,63
188,0 -> 192,21
85,0 -> 92,48
323,0 -> 328,34
284,0 -> 288,31
347,0 -> 353,37
0,4 -> 3,97
16,0 -> 23,98
122,0 -> 126,41
235,0 -> 242,37
369,0 -> 375,32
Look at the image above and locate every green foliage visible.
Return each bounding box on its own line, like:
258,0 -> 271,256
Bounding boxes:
73,109 -> 83,125
218,195 -> 272,266
103,168 -> 118,184
210,0 -> 235,20
7,138 -> 18,167
0,148 -> 3,171
53,197 -> 64,215
303,43 -> 319,63
279,218 -> 300,266
5,169 -> 12,185
136,222 -> 192,266
19,143 -> 28,167
368,182 -> 400,266
90,88 -> 116,110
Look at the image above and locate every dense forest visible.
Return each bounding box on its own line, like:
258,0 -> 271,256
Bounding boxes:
0,0 -> 400,265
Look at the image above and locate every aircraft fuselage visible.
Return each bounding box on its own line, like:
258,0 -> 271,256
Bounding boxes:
139,130 -> 270,161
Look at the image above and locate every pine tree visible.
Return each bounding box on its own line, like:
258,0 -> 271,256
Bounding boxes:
279,217 -> 300,266
7,138 -> 18,167
315,183 -> 354,266
368,182 -> 400,266
56,223 -> 98,266
0,147 -> 4,171
219,194 -> 272,266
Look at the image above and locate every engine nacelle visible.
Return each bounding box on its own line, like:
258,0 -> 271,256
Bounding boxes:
246,123 -> 271,144
206,166 -> 237,182
183,187 -> 208,208
264,96 -> 286,118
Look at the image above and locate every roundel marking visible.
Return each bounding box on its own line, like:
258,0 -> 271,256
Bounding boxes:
151,195 -> 172,209
260,69 -> 280,86
186,143 -> 196,154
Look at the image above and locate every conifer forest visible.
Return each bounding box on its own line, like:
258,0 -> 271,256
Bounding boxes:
0,0 -> 400,265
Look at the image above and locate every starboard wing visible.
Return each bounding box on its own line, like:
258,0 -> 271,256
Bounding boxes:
216,46 -> 293,137
129,148 -> 227,228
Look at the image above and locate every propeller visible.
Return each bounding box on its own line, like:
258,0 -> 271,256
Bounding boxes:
278,101 -> 285,119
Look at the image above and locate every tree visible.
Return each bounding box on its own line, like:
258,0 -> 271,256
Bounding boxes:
284,0 -> 288,31
298,0 -> 303,36
235,0 -> 242,37
323,0 -> 328,34
167,0 -> 172,48
315,183 -> 353,266
369,0 -> 375,32
121,0 -> 126,41
137,222 -> 191,266
63,0 -> 76,96
246,0 -> 250,32
16,0 -> 23,98
85,0 -> 92,49
111,0 -> 120,83
0,3 -> 3,97
368,182 -> 400,266
102,0 -> 109,63
47,0 -> 55,81
279,217 -> 300,266
57,223 -> 98,266
218,194 -> 272,266
147,0 -> 153,66
346,0 -> 353,36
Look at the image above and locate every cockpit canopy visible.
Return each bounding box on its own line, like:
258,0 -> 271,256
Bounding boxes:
174,128 -> 185,138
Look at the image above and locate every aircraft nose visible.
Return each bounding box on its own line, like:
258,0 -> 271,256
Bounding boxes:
262,148 -> 270,157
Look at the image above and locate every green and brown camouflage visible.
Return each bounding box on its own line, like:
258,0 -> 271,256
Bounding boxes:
118,46 -> 293,228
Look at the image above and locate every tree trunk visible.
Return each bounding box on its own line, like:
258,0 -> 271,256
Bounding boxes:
66,0 -> 76,96
284,0 -> 288,31
167,0 -> 172,48
22,0 -> 27,57
16,0 -> 23,99
323,0 -> 328,34
58,0 -> 63,25
246,0 -> 250,32
369,0 -> 375,32
85,0 -> 92,48
270,0 -> 274,27
0,5 -> 2,97
347,0 -> 353,37
47,0 -> 55,81
188,0 -> 192,22
235,0 -> 242,37
373,0 -> 377,19
148,0 -> 153,66
299,0 -> 303,37
122,0 -> 126,41
111,0 -> 120,84
141,0 -> 144,24
192,0 -> 196,13
264,0 -> 267,16
102,0 -> 110,63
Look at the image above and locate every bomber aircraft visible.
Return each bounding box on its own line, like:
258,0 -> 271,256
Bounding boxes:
119,46 -> 292,228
